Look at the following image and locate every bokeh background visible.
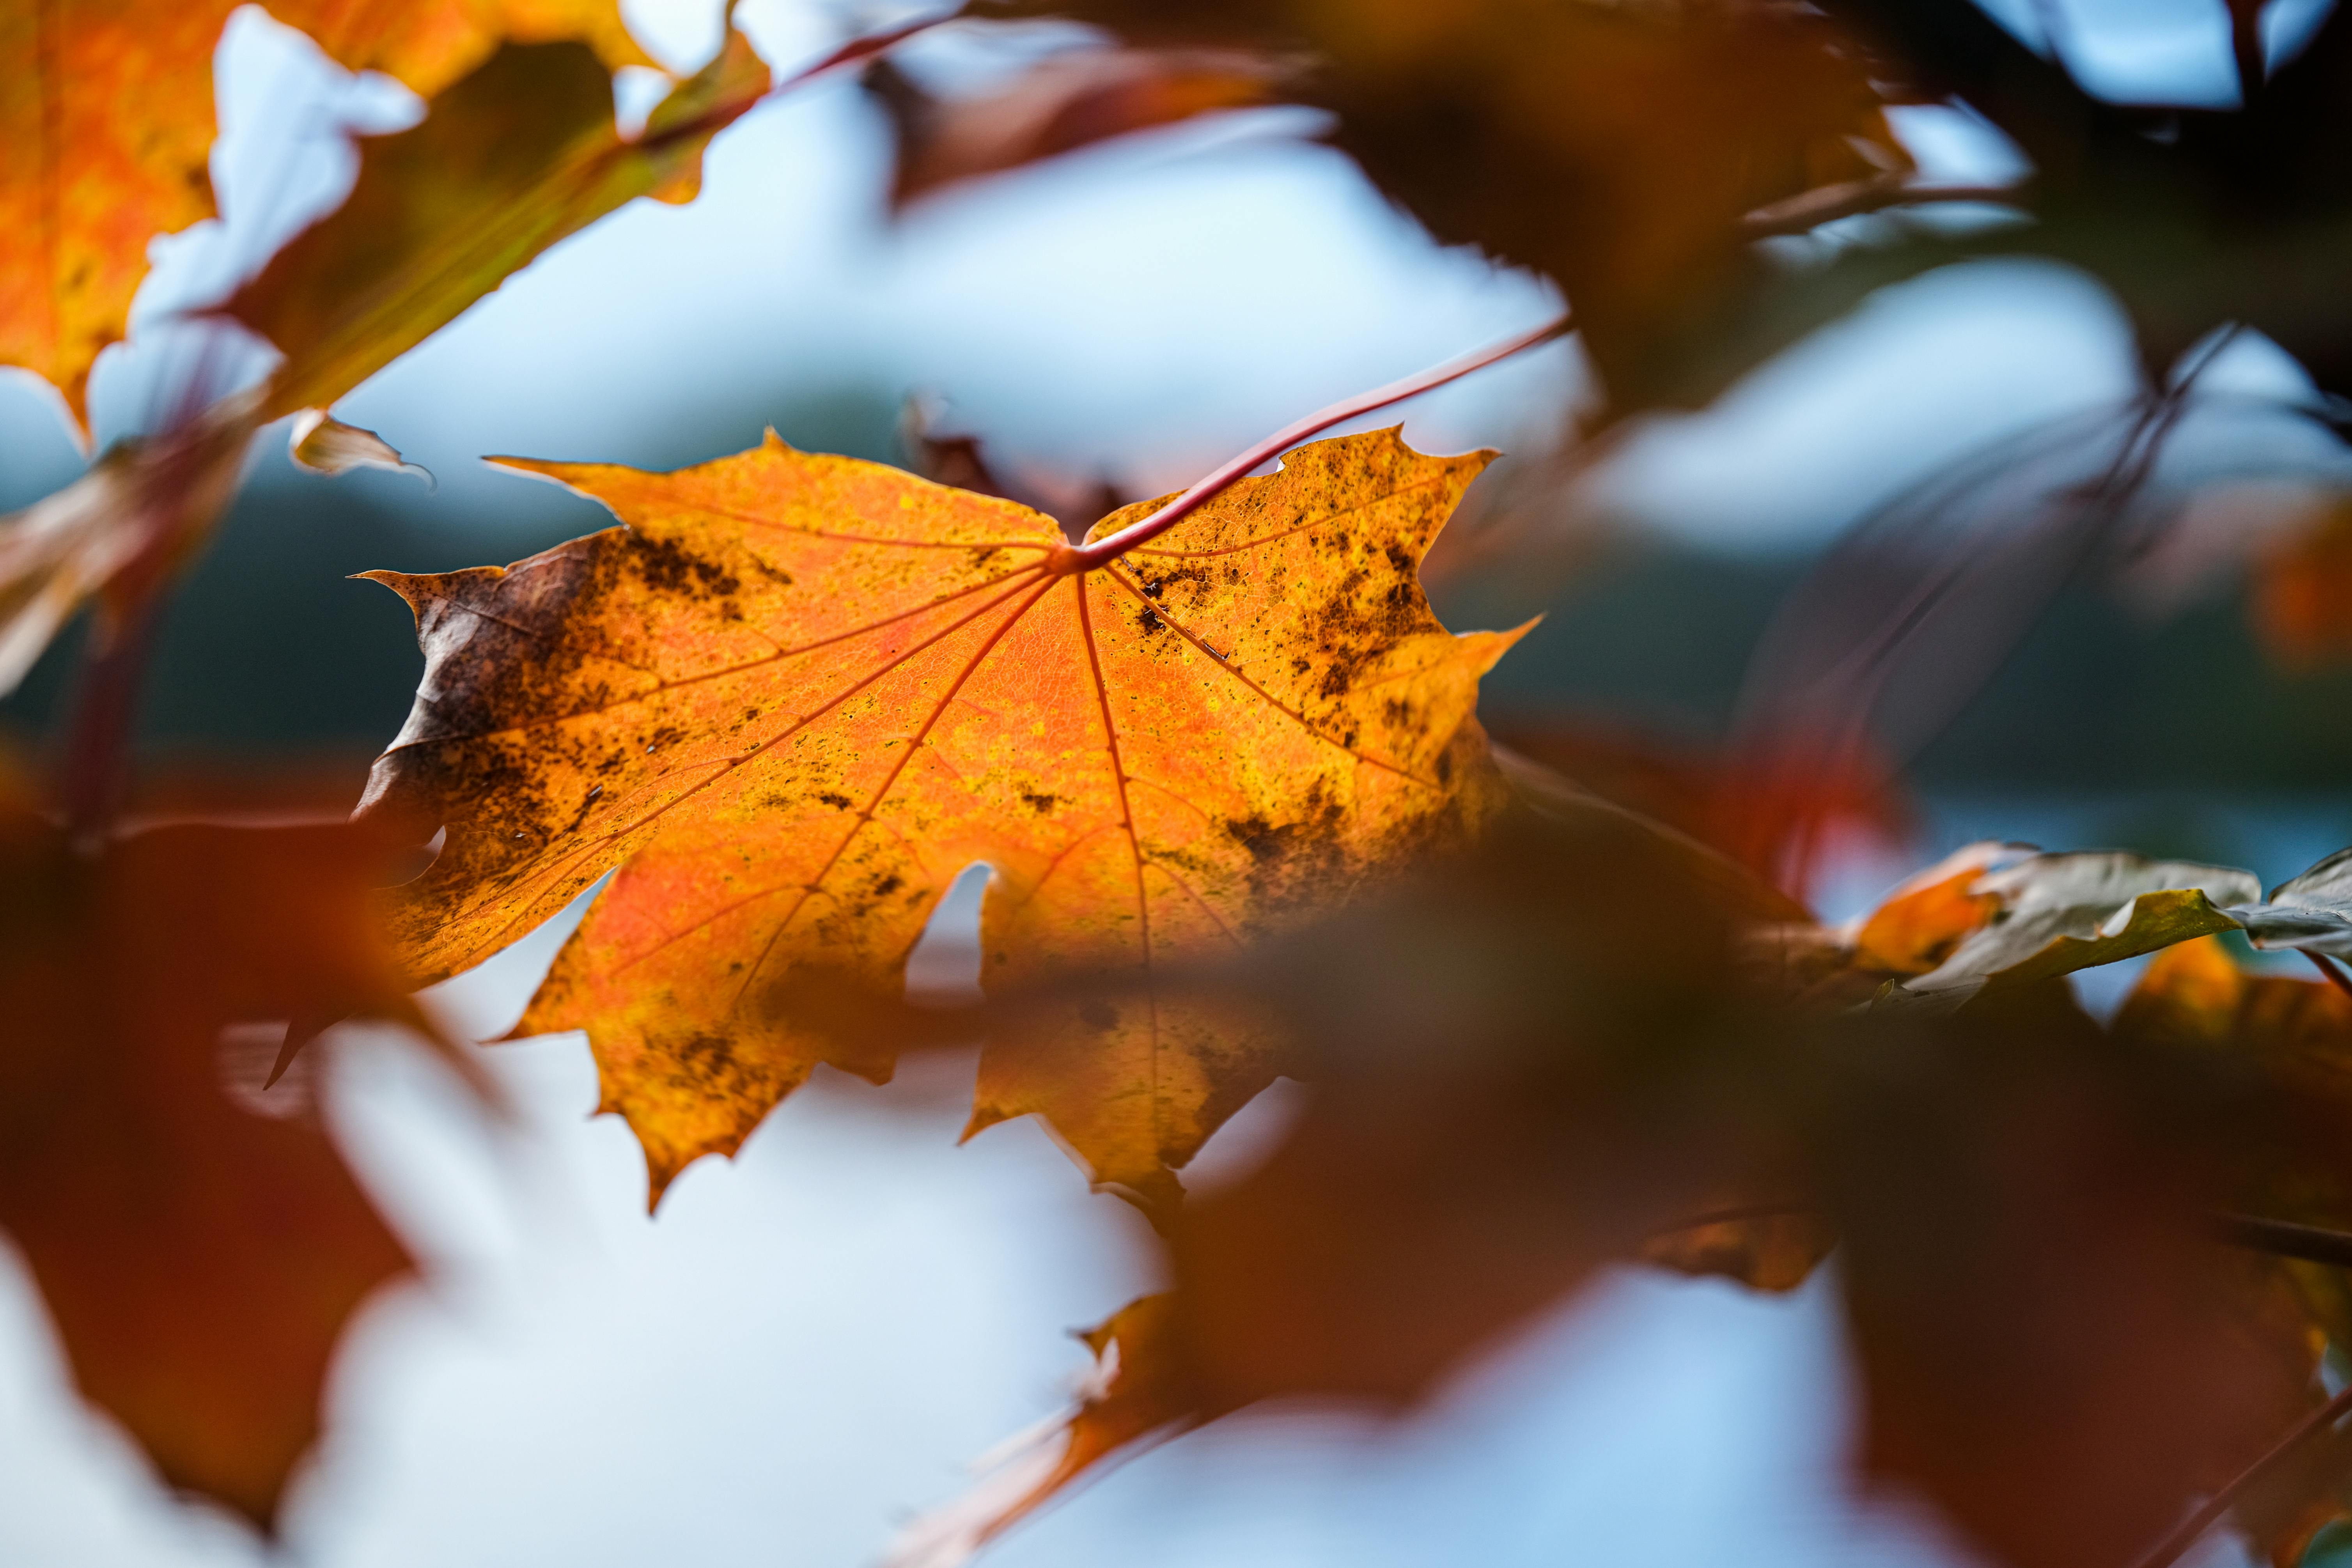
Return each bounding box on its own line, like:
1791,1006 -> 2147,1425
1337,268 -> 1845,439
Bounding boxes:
3,0 -> 2350,1562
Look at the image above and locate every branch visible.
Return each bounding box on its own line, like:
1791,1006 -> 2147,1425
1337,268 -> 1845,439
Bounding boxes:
2229,0 -> 2267,105
1053,314 -> 1573,572
2211,1212 -> 2352,1270
2306,950 -> 2352,1000
771,11 -> 956,94
2129,1380 -> 2352,1568
635,11 -> 956,157
1741,177 -> 2028,239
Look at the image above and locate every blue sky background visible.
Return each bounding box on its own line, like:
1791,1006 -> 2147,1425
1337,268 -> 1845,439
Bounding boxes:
0,2 -> 2341,1564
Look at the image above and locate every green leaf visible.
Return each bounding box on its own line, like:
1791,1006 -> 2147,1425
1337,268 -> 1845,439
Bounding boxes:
1898,852 -> 2261,1000
2235,847 -> 2352,957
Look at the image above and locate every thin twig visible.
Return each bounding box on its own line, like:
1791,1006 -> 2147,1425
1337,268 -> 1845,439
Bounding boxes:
636,12 -> 954,157
2230,0 -> 2267,106
2129,1381 -> 2352,1568
1741,178 -> 2027,239
1054,314 -> 1574,572
771,11 -> 955,93
59,593 -> 168,849
2306,950 -> 2352,1001
2211,1212 -> 2352,1270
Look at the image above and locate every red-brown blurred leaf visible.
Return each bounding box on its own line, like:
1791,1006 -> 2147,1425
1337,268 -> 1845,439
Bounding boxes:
1825,987 -> 2322,1568
0,801 -> 435,1527
2255,498 -> 2352,671
890,796 -> 1802,1559
1495,718 -> 1912,896
1638,1203 -> 1834,1291
2106,940 -> 2352,1564
867,46 -> 1288,206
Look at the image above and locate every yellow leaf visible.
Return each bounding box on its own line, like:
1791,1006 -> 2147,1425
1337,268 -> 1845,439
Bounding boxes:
0,0 -> 645,434
359,428 -> 1524,1207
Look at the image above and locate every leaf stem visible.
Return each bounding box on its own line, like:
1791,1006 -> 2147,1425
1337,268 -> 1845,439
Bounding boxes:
2210,1211 -> 2352,1270
2306,950 -> 2352,1000
771,11 -> 956,94
2128,1380 -> 2352,1568
1740,178 -> 2027,239
1051,314 -> 1575,573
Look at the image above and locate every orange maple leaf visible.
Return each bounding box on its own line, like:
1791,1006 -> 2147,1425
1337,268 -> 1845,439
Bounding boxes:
358,428 -> 1526,1208
0,0 -> 647,433
0,805 -> 443,1527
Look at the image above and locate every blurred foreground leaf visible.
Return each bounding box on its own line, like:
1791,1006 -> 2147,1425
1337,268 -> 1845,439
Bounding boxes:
0,800 -> 445,1528
0,392 -> 256,697
0,0 -> 648,432
867,45 -> 1286,206
227,29 -> 770,421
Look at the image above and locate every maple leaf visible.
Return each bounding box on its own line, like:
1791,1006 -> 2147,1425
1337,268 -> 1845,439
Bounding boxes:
286,411 -> 425,479
1900,853 -> 2261,998
357,428 -> 1524,1207
2232,849 -> 2352,958
226,28 -> 770,422
1845,840 -> 2024,975
0,801 -> 442,1528
0,0 -> 646,434
270,0 -> 652,101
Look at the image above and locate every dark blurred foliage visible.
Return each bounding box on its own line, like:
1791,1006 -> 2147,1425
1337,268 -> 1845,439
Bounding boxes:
962,0 -> 1911,421
0,802 -> 447,1530
879,772 -> 2352,1568
1460,536 -> 2352,794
